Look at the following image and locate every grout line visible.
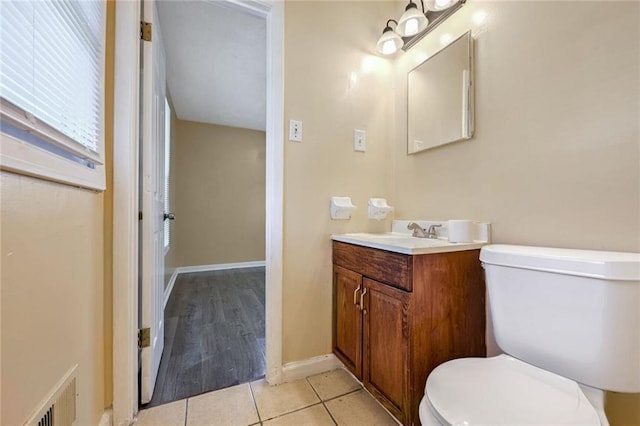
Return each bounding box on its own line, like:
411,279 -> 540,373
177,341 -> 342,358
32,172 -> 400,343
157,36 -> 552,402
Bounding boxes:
261,402 -> 325,422
306,375 -> 346,426
184,398 -> 189,426
322,387 -> 362,404
321,399 -> 339,426
360,386 -> 402,426
305,376 -> 323,402
305,378 -> 337,424
256,378 -> 325,422
250,372 -> 364,424
322,387 -> 361,426
248,381 -> 263,424
305,376 -> 336,424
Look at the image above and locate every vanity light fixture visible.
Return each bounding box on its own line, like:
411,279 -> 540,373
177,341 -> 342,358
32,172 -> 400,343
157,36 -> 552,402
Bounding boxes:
376,19 -> 404,56
378,0 -> 466,55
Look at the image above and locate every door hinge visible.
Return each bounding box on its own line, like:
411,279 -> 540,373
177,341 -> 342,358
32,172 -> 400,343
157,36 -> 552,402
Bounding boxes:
138,328 -> 151,348
140,21 -> 152,42
139,211 -> 143,220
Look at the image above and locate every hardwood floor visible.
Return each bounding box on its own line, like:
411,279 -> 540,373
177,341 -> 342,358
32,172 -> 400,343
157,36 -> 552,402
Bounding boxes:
145,267 -> 265,407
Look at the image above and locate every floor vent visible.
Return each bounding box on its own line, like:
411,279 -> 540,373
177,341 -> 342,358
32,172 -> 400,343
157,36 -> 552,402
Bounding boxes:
26,365 -> 77,426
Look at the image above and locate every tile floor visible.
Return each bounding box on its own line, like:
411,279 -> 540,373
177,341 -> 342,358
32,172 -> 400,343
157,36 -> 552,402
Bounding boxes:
135,368 -> 399,426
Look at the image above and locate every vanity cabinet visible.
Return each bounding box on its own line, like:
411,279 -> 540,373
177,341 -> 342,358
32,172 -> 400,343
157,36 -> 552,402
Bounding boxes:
333,241 -> 485,426
334,267 -> 410,413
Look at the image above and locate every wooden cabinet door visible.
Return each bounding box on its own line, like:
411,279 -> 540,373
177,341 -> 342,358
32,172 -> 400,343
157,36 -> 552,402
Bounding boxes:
362,278 -> 410,424
333,265 -> 363,379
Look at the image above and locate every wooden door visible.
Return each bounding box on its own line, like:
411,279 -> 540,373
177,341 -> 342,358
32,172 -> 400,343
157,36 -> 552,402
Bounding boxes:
333,265 -> 363,379
140,0 -> 167,404
362,278 -> 410,423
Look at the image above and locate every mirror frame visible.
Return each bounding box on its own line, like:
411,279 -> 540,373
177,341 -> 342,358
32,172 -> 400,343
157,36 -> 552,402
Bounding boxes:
407,31 -> 474,155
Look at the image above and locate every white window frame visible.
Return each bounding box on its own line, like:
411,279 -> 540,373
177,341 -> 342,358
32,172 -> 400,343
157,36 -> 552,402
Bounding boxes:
0,1 -> 107,191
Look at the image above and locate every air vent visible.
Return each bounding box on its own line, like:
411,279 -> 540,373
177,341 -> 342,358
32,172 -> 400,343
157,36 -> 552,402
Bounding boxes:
26,365 -> 77,426
37,407 -> 53,426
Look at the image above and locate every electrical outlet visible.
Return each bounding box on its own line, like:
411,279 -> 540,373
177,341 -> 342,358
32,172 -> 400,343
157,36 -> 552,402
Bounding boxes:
354,129 -> 366,152
289,120 -> 302,142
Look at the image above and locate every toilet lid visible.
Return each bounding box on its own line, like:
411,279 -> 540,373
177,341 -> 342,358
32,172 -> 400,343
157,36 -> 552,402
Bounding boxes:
426,355 -> 602,426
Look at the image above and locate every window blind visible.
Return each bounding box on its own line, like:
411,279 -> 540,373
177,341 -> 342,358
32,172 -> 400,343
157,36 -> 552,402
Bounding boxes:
0,0 -> 104,162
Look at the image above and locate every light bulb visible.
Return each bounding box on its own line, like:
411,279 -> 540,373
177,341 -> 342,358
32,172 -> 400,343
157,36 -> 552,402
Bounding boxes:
397,5 -> 429,37
425,0 -> 457,11
376,21 -> 404,56
382,40 -> 397,55
404,19 -> 419,36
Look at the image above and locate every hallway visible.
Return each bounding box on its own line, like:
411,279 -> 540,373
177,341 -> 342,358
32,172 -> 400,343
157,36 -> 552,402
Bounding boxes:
146,267 -> 265,407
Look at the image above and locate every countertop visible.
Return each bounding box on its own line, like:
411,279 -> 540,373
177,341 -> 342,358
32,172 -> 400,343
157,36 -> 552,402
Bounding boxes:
331,232 -> 486,255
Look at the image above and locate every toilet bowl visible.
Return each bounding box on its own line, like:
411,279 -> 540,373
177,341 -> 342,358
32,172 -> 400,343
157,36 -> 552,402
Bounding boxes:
419,244 -> 640,426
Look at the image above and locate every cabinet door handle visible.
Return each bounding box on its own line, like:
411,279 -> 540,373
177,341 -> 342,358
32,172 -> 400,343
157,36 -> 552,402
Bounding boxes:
353,285 -> 361,306
360,287 -> 367,311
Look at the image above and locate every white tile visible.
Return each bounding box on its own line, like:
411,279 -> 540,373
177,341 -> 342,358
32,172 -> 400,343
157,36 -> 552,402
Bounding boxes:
307,368 -> 361,401
262,404 -> 334,426
136,399 -> 186,426
251,379 -> 321,420
187,384 -> 259,426
325,389 -> 398,426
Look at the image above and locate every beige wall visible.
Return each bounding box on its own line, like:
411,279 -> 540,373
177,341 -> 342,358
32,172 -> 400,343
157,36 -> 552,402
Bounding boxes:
172,120 -> 266,267
393,1 -> 639,252
282,1 -> 396,363
1,173 -> 106,426
391,1 -> 639,423
6,1 -> 632,423
1,3 -> 114,423
281,1 -> 638,422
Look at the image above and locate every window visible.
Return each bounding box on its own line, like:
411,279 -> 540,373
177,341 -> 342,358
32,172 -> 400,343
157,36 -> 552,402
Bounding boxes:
164,98 -> 171,251
0,0 -> 106,190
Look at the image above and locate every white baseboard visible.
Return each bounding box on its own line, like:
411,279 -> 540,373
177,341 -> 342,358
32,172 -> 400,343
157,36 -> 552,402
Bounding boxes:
176,261 -> 266,274
163,261 -> 266,308
164,269 -> 179,309
281,354 -> 344,383
98,408 -> 113,426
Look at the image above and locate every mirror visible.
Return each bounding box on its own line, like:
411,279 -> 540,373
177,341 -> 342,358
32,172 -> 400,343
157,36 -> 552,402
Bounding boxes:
407,31 -> 474,154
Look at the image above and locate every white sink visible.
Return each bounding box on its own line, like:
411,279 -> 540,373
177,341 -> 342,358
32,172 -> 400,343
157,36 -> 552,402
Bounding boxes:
331,232 -> 486,255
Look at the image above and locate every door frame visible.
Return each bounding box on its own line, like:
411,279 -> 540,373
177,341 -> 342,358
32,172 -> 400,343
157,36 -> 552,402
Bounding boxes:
112,1 -> 284,424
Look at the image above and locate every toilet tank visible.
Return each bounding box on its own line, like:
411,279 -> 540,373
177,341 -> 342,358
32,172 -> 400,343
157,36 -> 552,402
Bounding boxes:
480,244 -> 640,393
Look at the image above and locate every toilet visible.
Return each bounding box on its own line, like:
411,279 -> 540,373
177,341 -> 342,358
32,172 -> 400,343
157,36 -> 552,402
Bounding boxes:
419,244 -> 640,426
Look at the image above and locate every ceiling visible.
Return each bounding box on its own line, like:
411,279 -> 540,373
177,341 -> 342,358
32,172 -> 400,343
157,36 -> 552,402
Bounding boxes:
157,1 -> 266,131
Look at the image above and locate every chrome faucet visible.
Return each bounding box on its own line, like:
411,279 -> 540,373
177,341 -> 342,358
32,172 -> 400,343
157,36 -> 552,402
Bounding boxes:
426,224 -> 442,239
407,222 -> 428,238
407,222 -> 441,239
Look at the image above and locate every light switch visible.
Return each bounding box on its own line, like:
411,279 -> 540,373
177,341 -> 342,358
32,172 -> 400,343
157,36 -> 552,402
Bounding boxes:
289,120 -> 302,142
354,129 -> 366,152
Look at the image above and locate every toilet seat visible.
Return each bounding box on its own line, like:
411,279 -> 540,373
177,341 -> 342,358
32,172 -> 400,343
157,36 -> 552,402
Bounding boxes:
425,355 -> 602,426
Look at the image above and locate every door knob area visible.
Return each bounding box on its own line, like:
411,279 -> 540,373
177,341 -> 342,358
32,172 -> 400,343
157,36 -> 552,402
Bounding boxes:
163,212 -> 175,221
